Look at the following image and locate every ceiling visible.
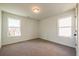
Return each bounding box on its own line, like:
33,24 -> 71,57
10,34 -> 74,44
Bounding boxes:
0,3 -> 76,20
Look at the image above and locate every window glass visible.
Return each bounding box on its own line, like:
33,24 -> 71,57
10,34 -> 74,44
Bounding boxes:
58,16 -> 72,37
8,18 -> 21,37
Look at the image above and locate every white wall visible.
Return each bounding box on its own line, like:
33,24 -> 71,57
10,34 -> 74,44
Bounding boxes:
0,9 -> 2,48
39,9 -> 76,48
2,12 -> 38,45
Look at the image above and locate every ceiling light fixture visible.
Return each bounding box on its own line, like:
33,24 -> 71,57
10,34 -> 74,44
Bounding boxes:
32,6 -> 40,14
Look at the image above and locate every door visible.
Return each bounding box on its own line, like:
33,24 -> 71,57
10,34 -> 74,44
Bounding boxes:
0,9 -> 2,48
77,3 -> 79,56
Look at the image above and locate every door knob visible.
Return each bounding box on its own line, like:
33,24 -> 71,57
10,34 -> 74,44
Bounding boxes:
74,34 -> 77,36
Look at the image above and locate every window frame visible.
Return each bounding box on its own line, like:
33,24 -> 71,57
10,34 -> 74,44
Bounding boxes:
58,16 -> 72,37
8,17 -> 21,37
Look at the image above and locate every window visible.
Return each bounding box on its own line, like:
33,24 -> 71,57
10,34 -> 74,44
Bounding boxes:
58,16 -> 72,37
8,18 -> 21,37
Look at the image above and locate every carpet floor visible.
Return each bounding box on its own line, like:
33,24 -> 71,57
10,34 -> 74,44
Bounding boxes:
0,38 -> 76,56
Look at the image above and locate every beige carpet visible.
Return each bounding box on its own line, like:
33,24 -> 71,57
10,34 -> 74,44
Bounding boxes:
0,38 -> 76,56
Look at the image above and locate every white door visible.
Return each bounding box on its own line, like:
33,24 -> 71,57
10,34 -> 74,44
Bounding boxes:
77,3 -> 79,56
0,9 -> 2,48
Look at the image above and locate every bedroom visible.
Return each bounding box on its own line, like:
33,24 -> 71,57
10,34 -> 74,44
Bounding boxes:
0,3 -> 79,56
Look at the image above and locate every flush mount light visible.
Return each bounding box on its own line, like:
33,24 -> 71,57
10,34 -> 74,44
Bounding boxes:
32,6 -> 40,13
